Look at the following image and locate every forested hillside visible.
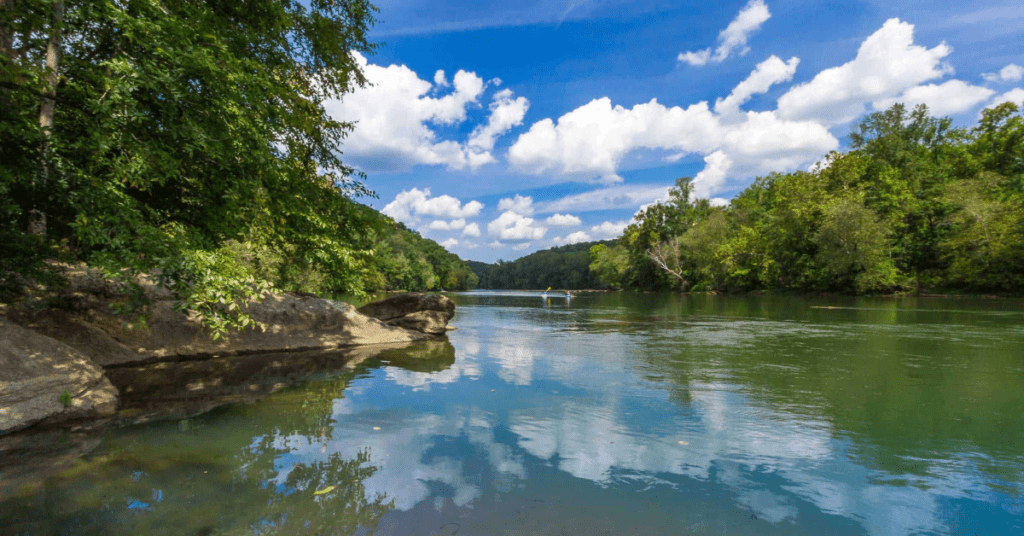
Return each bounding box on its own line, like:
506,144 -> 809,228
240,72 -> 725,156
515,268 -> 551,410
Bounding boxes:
355,205 -> 479,292
592,103 -> 1024,294
469,241 -> 614,289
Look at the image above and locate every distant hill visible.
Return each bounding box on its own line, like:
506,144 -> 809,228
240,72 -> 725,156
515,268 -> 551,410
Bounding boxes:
352,204 -> 479,291
469,240 -> 616,290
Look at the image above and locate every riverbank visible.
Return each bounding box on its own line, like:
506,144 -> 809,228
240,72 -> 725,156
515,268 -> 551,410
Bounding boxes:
0,278 -> 457,436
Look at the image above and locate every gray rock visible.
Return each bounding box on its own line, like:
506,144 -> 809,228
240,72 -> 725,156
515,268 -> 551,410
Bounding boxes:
384,310 -> 451,335
0,319 -> 118,435
357,293 -> 455,323
9,294 -> 434,368
356,293 -> 455,335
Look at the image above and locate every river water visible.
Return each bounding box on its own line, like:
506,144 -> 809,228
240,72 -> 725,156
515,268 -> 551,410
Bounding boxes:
2,291 -> 1023,535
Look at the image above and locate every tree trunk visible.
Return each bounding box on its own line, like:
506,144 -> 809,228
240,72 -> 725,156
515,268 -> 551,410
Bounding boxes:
0,0 -> 14,61
32,1 -> 64,236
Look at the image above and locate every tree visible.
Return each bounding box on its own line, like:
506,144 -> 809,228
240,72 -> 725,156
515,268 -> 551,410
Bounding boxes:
812,196 -> 899,292
1,0 -> 380,335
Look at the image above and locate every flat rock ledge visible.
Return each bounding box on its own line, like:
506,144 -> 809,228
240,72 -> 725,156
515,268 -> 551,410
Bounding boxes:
0,319 -> 118,435
1,290 -> 455,435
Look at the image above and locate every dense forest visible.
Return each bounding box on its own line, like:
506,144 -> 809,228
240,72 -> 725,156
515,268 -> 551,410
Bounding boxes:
592,103 -> 1024,294
355,204 -> 479,292
468,240 -> 614,290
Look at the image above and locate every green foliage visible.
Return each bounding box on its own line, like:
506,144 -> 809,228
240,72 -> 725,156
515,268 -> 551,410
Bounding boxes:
588,243 -> 631,290
58,390 -> 71,408
812,197 -> 899,292
612,102 -> 1024,295
1,0 -> 380,335
354,208 -> 479,292
471,240 -> 614,290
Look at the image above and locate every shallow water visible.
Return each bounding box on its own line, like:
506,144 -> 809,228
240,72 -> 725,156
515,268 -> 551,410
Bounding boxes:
2,291 -> 1023,535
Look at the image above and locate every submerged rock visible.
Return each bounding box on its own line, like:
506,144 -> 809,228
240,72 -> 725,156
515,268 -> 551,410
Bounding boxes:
357,293 -> 455,335
0,319 -> 118,435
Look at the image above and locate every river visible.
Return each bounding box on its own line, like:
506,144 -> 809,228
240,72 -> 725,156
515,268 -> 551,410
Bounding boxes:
2,291 -> 1023,535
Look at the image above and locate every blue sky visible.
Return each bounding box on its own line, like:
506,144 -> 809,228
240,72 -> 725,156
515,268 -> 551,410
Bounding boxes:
329,0 -> 1024,263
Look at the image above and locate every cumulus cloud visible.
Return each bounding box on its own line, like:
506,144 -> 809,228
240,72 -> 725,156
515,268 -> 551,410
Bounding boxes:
487,211 -> 547,240
440,238 -> 459,250
982,63 -> 1024,83
428,218 -> 467,231
433,70 -> 449,87
553,231 -> 593,245
678,0 -> 771,66
508,95 -> 836,195
382,188 -> 484,224
545,213 -> 582,226
497,194 -> 535,216
468,89 -> 531,152
776,19 -> 953,126
873,80 -> 995,117
462,222 -> 482,237
715,55 -> 799,116
511,242 -> 532,251
324,53 -> 506,173
987,88 -> 1024,108
488,240 -> 503,248
508,98 -> 719,183
591,220 -> 631,239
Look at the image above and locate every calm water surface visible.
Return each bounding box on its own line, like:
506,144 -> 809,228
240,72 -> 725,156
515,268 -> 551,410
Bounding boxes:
2,292 -> 1024,535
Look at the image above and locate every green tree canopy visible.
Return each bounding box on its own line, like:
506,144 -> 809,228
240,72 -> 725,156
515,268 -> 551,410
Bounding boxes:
1,0 -> 380,334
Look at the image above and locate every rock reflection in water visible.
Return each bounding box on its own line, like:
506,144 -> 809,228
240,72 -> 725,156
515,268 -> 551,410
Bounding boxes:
0,340 -> 456,536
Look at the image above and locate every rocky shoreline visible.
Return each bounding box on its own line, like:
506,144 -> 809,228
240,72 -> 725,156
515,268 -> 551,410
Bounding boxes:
0,287 -> 457,436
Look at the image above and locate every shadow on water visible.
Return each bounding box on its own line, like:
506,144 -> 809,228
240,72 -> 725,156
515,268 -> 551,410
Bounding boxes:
0,340 -> 456,536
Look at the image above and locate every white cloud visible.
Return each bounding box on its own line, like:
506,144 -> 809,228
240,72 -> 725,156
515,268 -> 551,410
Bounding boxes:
509,92 -> 836,194
678,49 -> 712,67
462,222 -> 482,237
553,231 -> 593,245
591,220 -> 631,239
873,80 -> 995,116
468,89 -> 530,152
776,19 -> 953,126
545,213 -> 582,226
433,70 -> 448,87
987,88 -> 1024,108
511,242 -> 532,251
982,63 -> 1024,83
487,211 -> 547,240
488,240 -> 503,248
715,55 -> 800,116
678,0 -> 771,66
382,188 -> 484,224
324,53 -> 499,173
428,218 -> 467,231
538,184 -> 674,214
497,194 -> 534,216
440,238 -> 459,250
508,98 -> 719,183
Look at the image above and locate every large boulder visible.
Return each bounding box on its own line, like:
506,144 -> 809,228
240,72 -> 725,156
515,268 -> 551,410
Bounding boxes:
0,319 -> 118,435
357,293 -> 455,335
